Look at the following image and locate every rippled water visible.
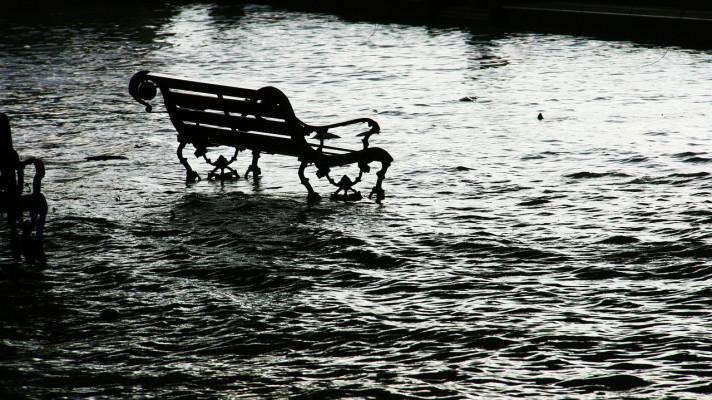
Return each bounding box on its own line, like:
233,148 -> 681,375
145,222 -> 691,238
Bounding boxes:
2,3 -> 712,398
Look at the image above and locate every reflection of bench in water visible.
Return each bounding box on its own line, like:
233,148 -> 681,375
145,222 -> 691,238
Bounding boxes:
129,71 -> 393,202
0,113 -> 47,263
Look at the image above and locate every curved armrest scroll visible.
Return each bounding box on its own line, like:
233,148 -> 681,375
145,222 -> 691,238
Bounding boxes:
129,70 -> 158,112
19,157 -> 45,195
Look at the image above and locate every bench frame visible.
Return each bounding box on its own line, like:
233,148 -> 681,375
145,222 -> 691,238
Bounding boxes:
129,71 -> 393,202
1,113 -> 47,264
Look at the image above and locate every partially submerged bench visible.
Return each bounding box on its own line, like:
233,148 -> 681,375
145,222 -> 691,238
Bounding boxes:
129,71 -> 393,202
1,113 -> 48,263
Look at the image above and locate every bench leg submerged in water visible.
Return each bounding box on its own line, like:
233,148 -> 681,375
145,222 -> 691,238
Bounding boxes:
298,161 -> 322,202
19,202 -> 47,264
206,153 -> 239,182
244,150 -> 261,180
177,141 -> 201,183
178,142 -> 264,184
369,160 -> 391,202
4,187 -> 48,265
179,140 -> 270,185
319,148 -> 393,203
312,155 -> 392,203
177,140 -> 391,202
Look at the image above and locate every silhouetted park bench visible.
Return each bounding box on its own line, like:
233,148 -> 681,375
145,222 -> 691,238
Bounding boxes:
129,71 -> 393,202
1,113 -> 47,263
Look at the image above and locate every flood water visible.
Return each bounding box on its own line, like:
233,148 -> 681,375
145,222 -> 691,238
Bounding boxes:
2,2 -> 712,398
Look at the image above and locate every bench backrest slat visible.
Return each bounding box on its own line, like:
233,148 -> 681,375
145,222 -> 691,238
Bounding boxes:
150,74 -> 258,99
167,92 -> 287,121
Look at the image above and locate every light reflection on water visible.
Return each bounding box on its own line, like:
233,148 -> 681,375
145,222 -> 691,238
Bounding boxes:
2,2 -> 712,398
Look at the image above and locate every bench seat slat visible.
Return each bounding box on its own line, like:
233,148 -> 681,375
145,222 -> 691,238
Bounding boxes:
182,125 -> 353,157
176,109 -> 294,137
183,125 -> 301,157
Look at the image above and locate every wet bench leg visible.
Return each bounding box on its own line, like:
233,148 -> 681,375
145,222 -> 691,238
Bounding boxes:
298,161 -> 321,202
245,150 -> 261,179
177,141 -> 200,183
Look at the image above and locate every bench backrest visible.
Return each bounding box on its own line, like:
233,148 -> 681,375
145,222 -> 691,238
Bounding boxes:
130,72 -> 305,140
1,113 -> 42,204
1,113 -> 20,191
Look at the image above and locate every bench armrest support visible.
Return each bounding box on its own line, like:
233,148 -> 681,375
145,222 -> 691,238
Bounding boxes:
18,157 -> 45,195
309,118 -> 380,149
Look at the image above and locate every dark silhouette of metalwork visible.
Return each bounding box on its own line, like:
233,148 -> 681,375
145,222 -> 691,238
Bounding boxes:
129,71 -> 393,202
0,113 -> 47,264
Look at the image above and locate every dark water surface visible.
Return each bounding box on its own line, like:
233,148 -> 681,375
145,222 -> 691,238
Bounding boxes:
2,3 -> 712,398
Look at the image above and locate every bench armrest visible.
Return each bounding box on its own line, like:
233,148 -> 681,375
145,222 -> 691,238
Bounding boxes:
309,118 -> 380,149
18,157 -> 45,195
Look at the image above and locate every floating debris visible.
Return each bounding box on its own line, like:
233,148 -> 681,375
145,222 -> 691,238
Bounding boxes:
85,155 -> 128,161
598,235 -> 640,245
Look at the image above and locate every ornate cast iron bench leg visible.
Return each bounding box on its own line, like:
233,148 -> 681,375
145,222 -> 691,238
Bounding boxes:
298,161 -> 321,202
368,160 -> 391,203
7,211 -> 21,263
177,141 -> 201,183
19,194 -> 47,264
330,174 -> 363,201
32,200 -> 48,262
206,153 -> 239,182
325,166 -> 364,202
244,150 -> 261,180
